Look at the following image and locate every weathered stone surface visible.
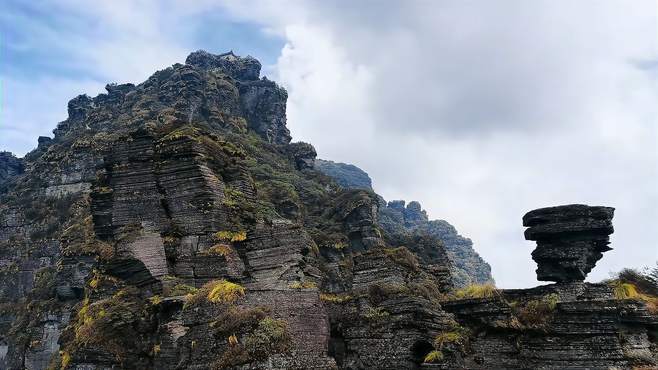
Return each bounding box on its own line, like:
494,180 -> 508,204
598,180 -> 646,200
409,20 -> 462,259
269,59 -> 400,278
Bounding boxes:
0,152 -> 24,191
1,51 -> 655,370
524,204 -> 615,283
315,159 -> 373,190
379,199 -> 493,287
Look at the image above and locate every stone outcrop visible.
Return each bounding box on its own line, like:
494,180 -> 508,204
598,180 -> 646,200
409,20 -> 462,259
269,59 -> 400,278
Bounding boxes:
0,152 -> 24,191
0,51 -> 454,369
524,204 -> 615,283
315,160 -> 493,287
0,50 -> 655,370
379,200 -> 494,287
315,159 -> 373,190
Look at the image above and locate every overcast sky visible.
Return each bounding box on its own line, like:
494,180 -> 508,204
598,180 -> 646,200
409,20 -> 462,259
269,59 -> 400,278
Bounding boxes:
1,0 -> 656,288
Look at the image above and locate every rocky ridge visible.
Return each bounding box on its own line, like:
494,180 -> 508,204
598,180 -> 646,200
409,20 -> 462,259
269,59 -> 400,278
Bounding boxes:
0,51 -> 655,370
314,160 -> 493,287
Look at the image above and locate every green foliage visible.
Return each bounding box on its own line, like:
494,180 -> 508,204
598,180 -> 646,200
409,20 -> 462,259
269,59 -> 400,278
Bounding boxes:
245,317 -> 291,357
207,280 -> 246,303
384,247 -> 420,271
60,215 -> 114,260
363,307 -> 390,322
367,283 -> 409,305
609,280 -> 658,315
213,230 -> 247,242
185,279 -> 245,307
289,281 -> 317,289
452,283 -> 499,299
319,293 -> 352,303
165,283 -> 198,297
210,306 -> 269,337
66,287 -> 146,359
423,350 -> 443,363
434,330 -> 468,349
613,265 -> 658,296
513,293 -> 560,327
214,317 -> 291,369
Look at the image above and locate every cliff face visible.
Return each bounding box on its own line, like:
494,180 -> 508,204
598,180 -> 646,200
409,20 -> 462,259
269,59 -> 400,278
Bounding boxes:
313,160 -> 493,287
0,152 -> 24,192
0,51 -> 655,370
314,160 -> 373,190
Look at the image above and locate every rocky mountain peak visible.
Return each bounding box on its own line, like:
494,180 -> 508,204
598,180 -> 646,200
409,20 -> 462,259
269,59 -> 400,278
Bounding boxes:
185,49 -> 262,81
1,51 -> 655,370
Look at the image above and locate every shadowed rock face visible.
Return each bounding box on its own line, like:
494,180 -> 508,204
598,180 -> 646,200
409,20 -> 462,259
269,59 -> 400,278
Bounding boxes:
0,152 -> 24,188
523,204 -> 615,283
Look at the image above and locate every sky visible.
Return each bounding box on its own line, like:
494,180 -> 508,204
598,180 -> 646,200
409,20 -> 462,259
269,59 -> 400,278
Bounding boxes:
0,0 -> 656,288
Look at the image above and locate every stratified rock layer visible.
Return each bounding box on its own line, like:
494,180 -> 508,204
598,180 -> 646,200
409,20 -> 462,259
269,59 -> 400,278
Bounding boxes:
314,159 -> 493,287
0,50 -> 655,370
523,204 -> 615,283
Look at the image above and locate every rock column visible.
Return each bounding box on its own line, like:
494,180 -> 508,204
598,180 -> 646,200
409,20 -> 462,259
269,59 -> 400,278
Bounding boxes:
523,204 -> 614,283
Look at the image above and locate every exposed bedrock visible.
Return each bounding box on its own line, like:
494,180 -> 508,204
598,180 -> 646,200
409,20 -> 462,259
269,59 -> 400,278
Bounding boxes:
523,204 -> 615,283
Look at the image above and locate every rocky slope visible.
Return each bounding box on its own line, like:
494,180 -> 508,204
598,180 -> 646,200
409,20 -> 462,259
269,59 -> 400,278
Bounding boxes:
0,51 -> 655,370
314,160 -> 493,287
314,160 -> 372,190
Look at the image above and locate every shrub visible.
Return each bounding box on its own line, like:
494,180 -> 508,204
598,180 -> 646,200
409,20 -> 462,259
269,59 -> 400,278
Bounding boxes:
185,280 -> 245,307
514,293 -> 559,327
363,307 -> 390,322
612,281 -> 639,299
453,283 -> 499,299
434,330 -> 467,349
207,280 -> 246,303
245,317 -> 291,357
165,283 -> 198,297
384,247 -> 420,271
614,266 -> 658,296
214,317 -> 291,369
610,280 -> 658,315
213,230 -> 247,242
289,281 -> 317,289
319,293 -> 352,303
424,350 -> 443,363
201,244 -> 233,257
367,283 -> 409,305
211,306 -> 269,337
60,351 -> 71,370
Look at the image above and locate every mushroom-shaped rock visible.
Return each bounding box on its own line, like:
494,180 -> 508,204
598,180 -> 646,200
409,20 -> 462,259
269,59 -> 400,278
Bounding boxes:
523,204 -> 614,283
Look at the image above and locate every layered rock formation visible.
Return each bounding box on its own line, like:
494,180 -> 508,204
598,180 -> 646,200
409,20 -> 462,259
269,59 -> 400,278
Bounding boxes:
314,160 -> 493,287
0,50 -> 655,370
436,205 -> 657,369
379,200 -> 494,287
314,159 -> 373,190
0,51 -> 457,370
524,204 -> 615,282
0,152 -> 23,191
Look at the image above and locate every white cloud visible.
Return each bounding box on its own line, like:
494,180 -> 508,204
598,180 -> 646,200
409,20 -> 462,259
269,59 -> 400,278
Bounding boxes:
218,0 -> 658,287
2,0 -> 656,287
